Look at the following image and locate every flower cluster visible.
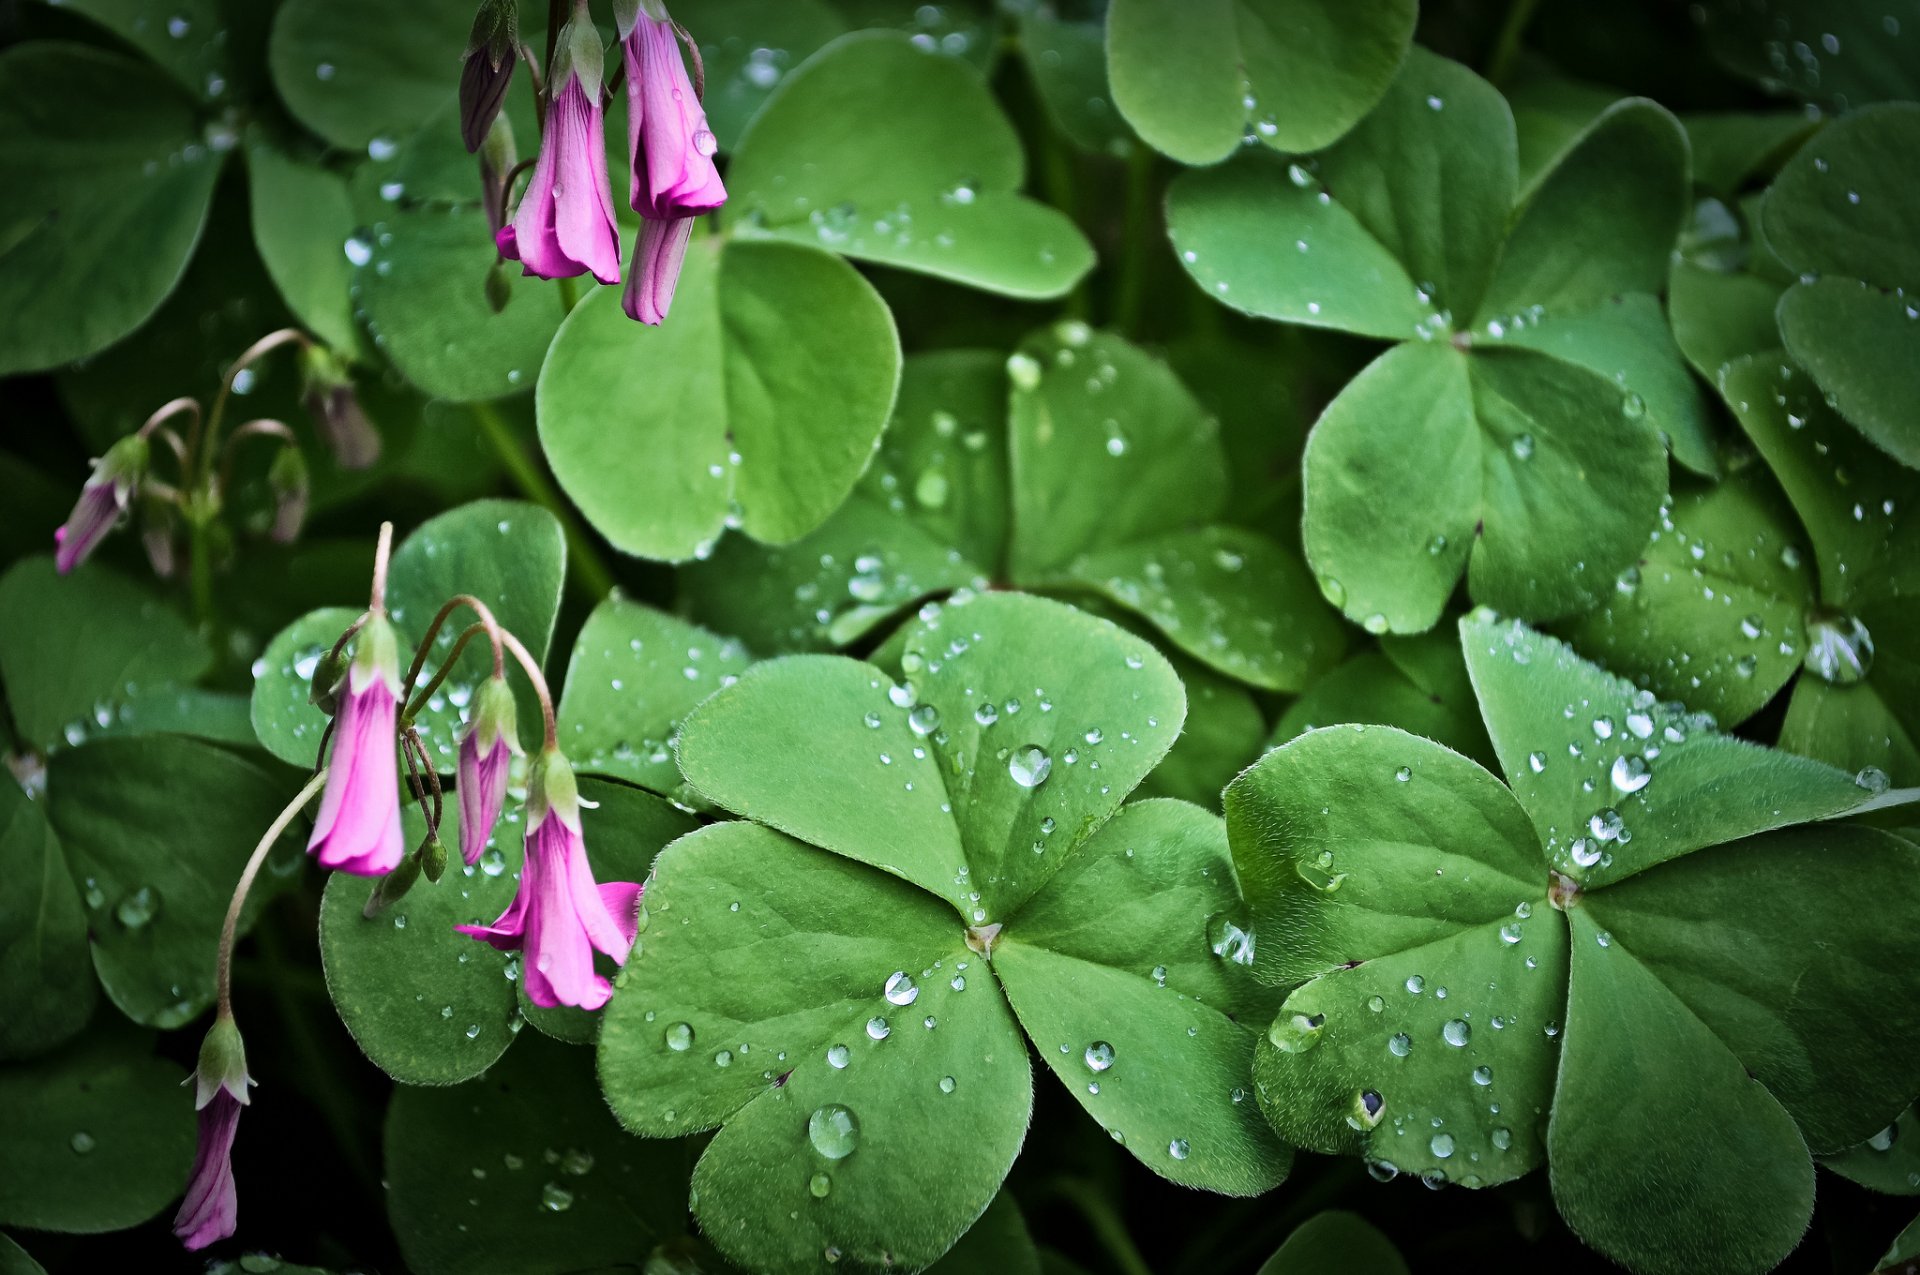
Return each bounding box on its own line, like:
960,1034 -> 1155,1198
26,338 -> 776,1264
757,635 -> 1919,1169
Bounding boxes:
164,528 -> 640,1251
469,0 -> 725,325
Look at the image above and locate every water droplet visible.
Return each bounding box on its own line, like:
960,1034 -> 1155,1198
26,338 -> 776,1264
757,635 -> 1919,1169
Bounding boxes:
1528,751 -> 1548,774
1206,913 -> 1255,966
665,1022 -> 694,1052
541,1182 -> 574,1212
1430,1132 -> 1456,1159
809,1172 -> 832,1198
807,1104 -> 860,1159
908,704 -> 941,736
1008,746 -> 1052,788
1394,766 -> 1413,783
1168,1138 -> 1190,1160
884,971 -> 919,1005
1622,393 -> 1646,420
1007,353 -> 1043,391
1610,754 -> 1652,795
1406,974 -> 1426,994
1491,1127 -> 1513,1150
1367,995 -> 1386,1012
1268,1012 -> 1325,1054
1803,609 -> 1874,685
1442,1019 -> 1471,1048
1510,434 -> 1535,461
1472,1065 -> 1493,1086
826,1044 -> 850,1069
1388,1032 -> 1413,1057
865,1016 -> 890,1041
70,1131 -> 95,1154
1084,1041 -> 1116,1071
115,886 -> 160,929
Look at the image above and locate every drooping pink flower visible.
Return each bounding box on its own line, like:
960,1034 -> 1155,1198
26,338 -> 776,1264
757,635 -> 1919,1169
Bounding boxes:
307,615 -> 405,877
460,0 -> 519,153
619,2 -> 727,220
458,674 -> 519,866
54,433 -> 148,574
174,1016 -> 252,1252
496,5 -> 621,286
299,345 -> 381,471
456,749 -> 641,1010
622,214 -> 695,325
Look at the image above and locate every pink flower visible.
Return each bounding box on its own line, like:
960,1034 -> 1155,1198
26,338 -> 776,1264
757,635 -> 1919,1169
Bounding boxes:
622,214 -> 695,325
54,433 -> 148,574
620,4 -> 726,220
173,1017 -> 251,1252
496,6 -> 621,286
307,615 -> 405,877
458,675 -> 519,866
456,749 -> 641,1010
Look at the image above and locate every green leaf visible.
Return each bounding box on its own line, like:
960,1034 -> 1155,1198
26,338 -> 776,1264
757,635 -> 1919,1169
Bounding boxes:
1017,6 -> 1132,156
725,32 -> 1094,298
598,820 -> 1035,1273
1584,824 -> 1920,1154
1668,257 -> 1785,382
1883,1211 -> 1920,1271
1476,100 -> 1690,320
1556,467 -> 1814,727
538,239 -> 902,561
1497,293 -> 1718,477
1717,354 -> 1920,783
246,144 -> 365,358
354,204 -> 565,403
1460,612 -> 1888,889
928,1192 -> 1041,1275
1763,104 -> 1920,468
681,0 -> 847,151
385,1030 -> 693,1273
1302,343 -> 1666,632
0,1234 -> 47,1275
387,500 -> 566,771
0,43 -> 223,374
556,598 -> 755,802
43,736 -> 305,1028
1548,909 -> 1812,1275
0,558 -> 212,755
0,1016 -> 193,1233
1683,111 -> 1821,196
1273,637 -> 1494,772
318,799 -> 522,1086
1256,1211 -> 1407,1275
995,800 -> 1291,1193
1698,0 -> 1920,109
268,0 -> 527,150
0,781 -> 95,1061
1106,0 -> 1415,165
250,606 -> 364,770
1825,1104 -> 1920,1196
1137,653 -> 1267,808
28,0 -> 236,102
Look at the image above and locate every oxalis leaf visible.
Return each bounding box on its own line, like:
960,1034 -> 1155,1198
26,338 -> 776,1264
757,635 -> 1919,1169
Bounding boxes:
684,330 -> 1347,693
250,502 -> 565,773
0,780 -> 95,1061
723,32 -> 1095,299
1762,103 -> 1920,469
1227,612 -> 1920,1275
1716,354 -> 1920,785
539,237 -> 902,562
0,42 -> 224,374
1105,0 -> 1416,164
598,592 -> 1289,1272
1168,50 -> 1700,634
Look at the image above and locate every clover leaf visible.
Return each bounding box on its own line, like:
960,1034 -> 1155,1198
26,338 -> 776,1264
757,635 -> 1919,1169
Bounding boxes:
1257,1210 -> 1407,1275
0,780 -> 94,1061
1717,354 -> 1920,784
724,32 -> 1094,299
0,43 -> 224,374
1272,628 -> 1493,771
1229,612 -> 1920,1275
686,330 -> 1346,693
597,592 -> 1289,1272
1168,49 -> 1710,634
1762,103 -> 1920,469
1105,0 -> 1416,165
1825,1102 -> 1920,1197
538,236 -> 903,562
1696,0 -> 1920,110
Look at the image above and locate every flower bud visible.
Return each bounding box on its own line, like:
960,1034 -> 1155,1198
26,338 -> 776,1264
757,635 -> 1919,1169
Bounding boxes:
54,432 -> 149,574
461,0 -> 520,153
192,1015 -> 253,1110
267,445 -> 310,544
309,644 -> 351,717
298,345 -> 382,470
419,832 -> 450,883
362,850 -> 421,916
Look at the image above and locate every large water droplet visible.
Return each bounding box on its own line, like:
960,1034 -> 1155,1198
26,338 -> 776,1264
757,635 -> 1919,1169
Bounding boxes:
1442,1019 -> 1471,1048
1803,609 -> 1874,685
884,971 -> 919,1006
1084,1041 -> 1116,1071
1610,754 -> 1652,795
1008,746 -> 1052,788
541,1182 -> 574,1212
1268,1012 -> 1325,1054
808,1104 -> 861,1159
665,1022 -> 694,1052
826,1044 -> 850,1069
115,886 -> 160,929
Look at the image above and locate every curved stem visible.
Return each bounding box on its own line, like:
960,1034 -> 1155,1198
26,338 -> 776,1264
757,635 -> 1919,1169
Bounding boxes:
139,396 -> 201,444
497,628 -> 556,747
217,418 -> 299,492
468,401 -> 617,600
1486,0 -> 1541,86
217,770 -> 328,1018
406,623 -> 490,722
369,521 -> 393,613
201,329 -> 310,487
403,595 -> 506,704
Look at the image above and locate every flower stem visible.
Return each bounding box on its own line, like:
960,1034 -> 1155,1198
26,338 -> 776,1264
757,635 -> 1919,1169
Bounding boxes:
1040,1178 -> 1154,1275
406,624 -> 493,722
197,328 -> 309,488
468,401 -> 617,600
497,627 -> 557,747
402,595 -> 506,706
1486,0 -> 1540,85
216,770 -> 328,1019
1113,142 -> 1158,338
369,521 -> 393,613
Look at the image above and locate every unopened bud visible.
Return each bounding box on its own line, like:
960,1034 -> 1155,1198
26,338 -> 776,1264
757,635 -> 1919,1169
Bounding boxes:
461,0 -> 520,152
298,345 -> 381,470
420,833 -> 449,883
310,645 -> 351,716
363,852 -> 422,916
485,259 -> 514,313
267,445 -> 310,544
192,1015 -> 254,1109
139,488 -> 179,579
